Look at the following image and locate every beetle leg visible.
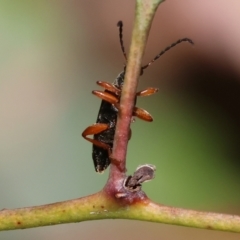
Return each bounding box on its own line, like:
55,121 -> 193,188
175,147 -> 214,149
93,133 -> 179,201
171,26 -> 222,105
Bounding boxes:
82,123 -> 111,150
109,156 -> 120,166
96,81 -> 121,95
136,87 -> 158,97
82,123 -> 122,166
133,107 -> 153,122
92,90 -> 119,105
82,123 -> 109,135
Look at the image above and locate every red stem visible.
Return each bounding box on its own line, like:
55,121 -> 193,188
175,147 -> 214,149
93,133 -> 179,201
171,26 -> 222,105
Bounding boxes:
106,1 -> 160,188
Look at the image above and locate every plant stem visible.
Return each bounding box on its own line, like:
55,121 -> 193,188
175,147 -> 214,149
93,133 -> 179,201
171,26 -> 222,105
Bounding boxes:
1,193 -> 240,232
109,0 -> 164,178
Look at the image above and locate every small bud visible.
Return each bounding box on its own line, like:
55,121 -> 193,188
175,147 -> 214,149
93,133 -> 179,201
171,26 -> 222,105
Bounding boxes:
124,164 -> 156,192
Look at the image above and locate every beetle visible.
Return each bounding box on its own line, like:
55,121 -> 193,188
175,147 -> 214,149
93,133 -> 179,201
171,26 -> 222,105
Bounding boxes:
82,21 -> 193,173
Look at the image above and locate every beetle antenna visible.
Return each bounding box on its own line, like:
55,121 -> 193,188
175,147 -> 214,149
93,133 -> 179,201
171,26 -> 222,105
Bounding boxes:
117,21 -> 127,62
141,38 -> 194,71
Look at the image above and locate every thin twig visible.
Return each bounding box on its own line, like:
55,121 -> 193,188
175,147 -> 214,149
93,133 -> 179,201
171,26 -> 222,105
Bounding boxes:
108,0 -> 163,182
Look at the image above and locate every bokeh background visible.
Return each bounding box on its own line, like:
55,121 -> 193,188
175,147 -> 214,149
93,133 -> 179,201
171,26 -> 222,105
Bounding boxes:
1,0 -> 240,239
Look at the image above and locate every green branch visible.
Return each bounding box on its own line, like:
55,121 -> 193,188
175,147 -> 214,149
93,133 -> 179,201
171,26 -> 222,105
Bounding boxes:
1,191 -> 240,232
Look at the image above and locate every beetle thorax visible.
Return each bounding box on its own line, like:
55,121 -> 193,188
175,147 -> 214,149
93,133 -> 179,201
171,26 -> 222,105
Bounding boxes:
113,71 -> 125,89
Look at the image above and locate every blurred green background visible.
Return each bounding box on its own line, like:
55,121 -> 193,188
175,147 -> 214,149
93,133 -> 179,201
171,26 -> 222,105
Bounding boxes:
1,0 -> 240,239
